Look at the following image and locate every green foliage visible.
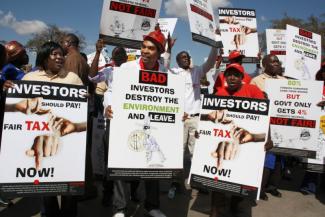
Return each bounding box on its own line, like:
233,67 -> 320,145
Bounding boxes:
25,24 -> 86,51
270,13 -> 325,54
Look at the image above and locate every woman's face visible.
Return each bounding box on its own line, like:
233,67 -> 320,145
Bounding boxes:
46,48 -> 64,73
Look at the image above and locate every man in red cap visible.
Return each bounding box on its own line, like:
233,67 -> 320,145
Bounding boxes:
211,63 -> 267,217
213,50 -> 254,92
215,63 -> 263,98
104,27 -> 168,217
1,41 -> 29,81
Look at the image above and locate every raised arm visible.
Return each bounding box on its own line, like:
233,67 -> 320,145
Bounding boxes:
89,39 -> 105,78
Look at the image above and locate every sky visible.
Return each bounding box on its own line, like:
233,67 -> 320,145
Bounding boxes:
0,0 -> 324,67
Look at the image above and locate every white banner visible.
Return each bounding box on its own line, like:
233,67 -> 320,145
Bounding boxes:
99,0 -> 162,49
87,50 -> 110,69
284,24 -> 322,80
190,95 -> 269,199
218,8 -> 259,63
0,81 -> 88,197
305,92 -> 325,173
266,29 -> 286,66
108,67 -> 184,179
157,18 -> 178,38
265,79 -> 322,158
185,0 -> 222,47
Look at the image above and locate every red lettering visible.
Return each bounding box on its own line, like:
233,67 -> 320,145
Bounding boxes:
141,71 -> 150,82
299,29 -> 312,39
41,122 -> 50,131
270,117 -> 289,125
139,70 -> 168,86
230,27 -> 240,32
25,121 -> 33,130
286,94 -> 300,99
110,1 -> 156,18
32,121 -> 40,131
270,50 -> 286,55
25,121 -> 50,131
157,74 -> 167,84
291,119 -> 315,128
190,4 -> 213,21
213,129 -> 231,138
110,2 -> 119,10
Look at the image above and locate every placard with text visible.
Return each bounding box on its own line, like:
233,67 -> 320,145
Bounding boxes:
265,79 -> 322,158
190,95 -> 269,200
108,67 -> 184,180
99,0 -> 162,49
185,0 -> 222,47
284,24 -> 321,80
0,81 -> 88,197
266,29 -> 286,67
219,8 -> 259,63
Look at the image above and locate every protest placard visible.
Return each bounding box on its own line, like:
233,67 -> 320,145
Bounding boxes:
185,0 -> 222,47
304,93 -> 325,173
284,24 -> 321,80
0,81 -> 88,197
157,18 -> 178,38
190,95 -> 269,199
218,8 -> 259,63
266,29 -> 286,67
99,0 -> 162,49
265,79 -> 322,158
107,67 -> 184,179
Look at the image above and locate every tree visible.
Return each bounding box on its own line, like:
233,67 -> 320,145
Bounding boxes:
270,13 -> 325,55
25,24 -> 86,51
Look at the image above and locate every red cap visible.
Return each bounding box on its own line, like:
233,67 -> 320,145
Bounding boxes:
143,28 -> 166,53
225,63 -> 245,75
228,50 -> 245,60
5,41 -> 25,62
322,61 -> 325,67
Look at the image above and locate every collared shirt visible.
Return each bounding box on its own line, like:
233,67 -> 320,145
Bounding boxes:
103,58 -> 169,109
166,47 -> 219,115
170,66 -> 204,114
22,69 -> 83,85
250,72 -> 286,92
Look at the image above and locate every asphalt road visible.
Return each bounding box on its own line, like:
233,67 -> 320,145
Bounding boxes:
1,165 -> 324,217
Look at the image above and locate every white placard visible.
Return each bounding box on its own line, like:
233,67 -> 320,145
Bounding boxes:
108,67 -> 185,179
305,91 -> 325,172
99,0 -> 162,49
265,79 -> 322,158
218,8 -> 259,63
266,29 -> 286,66
0,81 -> 88,197
185,0 -> 222,47
190,95 -> 269,199
157,18 -> 178,38
284,24 -> 321,80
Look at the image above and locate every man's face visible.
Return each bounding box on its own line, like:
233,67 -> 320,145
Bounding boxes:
141,40 -> 160,66
225,68 -> 243,92
265,55 -> 282,76
60,37 -> 70,55
177,52 -> 190,69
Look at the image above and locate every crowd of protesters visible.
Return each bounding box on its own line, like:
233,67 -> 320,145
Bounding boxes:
1,22 -> 325,217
